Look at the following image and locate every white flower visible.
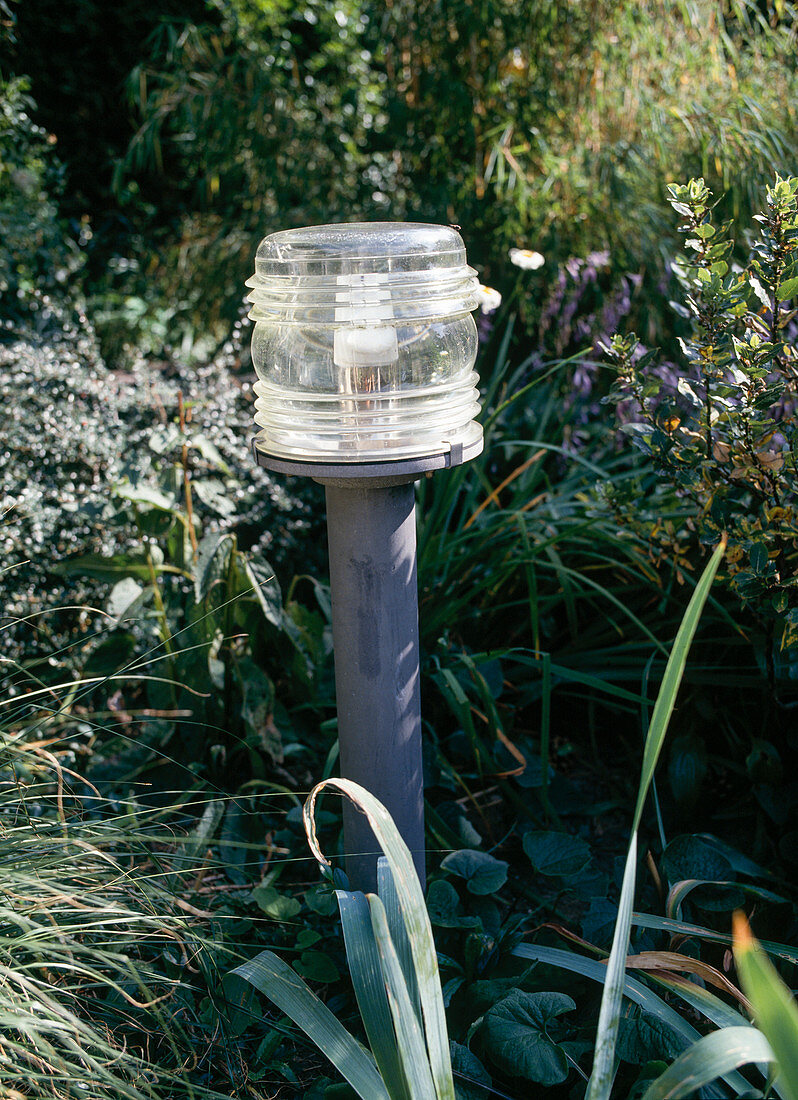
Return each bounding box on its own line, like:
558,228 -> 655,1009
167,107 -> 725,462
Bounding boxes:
509,248 -> 545,270
476,284 -> 502,314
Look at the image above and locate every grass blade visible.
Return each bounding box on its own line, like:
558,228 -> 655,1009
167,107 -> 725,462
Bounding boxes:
378,856 -> 421,1022
586,540 -> 725,1100
640,1027 -> 774,1100
733,912 -> 798,1100
304,778 -> 455,1100
632,911 -> 798,966
369,894 -> 437,1100
337,889 -> 412,1100
226,950 -> 390,1100
585,835 -> 639,1100
632,540 -> 726,832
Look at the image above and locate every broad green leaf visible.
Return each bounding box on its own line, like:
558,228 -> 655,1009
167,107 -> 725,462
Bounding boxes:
304,779 -> 455,1100
512,943 -> 755,1096
192,476 -> 237,515
666,878 -> 784,920
337,890 -> 411,1100
481,990 -> 574,1085
295,950 -> 341,984
440,850 -> 508,895
115,480 -> 175,510
640,1027 -> 774,1100
251,885 -> 301,920
449,1042 -> 491,1100
194,531 -> 235,602
617,1011 -> 685,1066
522,831 -> 591,878
245,555 -> 284,629
225,951 -> 389,1100
426,880 -> 480,930
107,576 -> 150,622
237,657 -> 281,760
734,913 -> 798,1100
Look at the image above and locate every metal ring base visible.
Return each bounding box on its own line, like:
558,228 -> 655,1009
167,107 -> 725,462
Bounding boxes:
251,432 -> 483,486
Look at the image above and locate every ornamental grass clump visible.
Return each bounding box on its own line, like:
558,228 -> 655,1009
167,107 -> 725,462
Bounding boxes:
603,175 -> 798,664
224,779 -> 456,1100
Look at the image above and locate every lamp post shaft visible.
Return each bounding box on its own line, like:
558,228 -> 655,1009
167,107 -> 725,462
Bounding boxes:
324,479 -> 425,893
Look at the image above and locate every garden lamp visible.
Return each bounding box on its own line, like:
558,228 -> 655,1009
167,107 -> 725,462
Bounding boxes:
246,222 -> 482,891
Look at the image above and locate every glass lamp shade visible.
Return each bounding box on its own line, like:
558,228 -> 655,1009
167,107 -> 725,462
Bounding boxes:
246,222 -> 483,463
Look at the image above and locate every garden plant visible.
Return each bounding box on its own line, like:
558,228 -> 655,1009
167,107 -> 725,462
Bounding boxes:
3,0 -> 798,1096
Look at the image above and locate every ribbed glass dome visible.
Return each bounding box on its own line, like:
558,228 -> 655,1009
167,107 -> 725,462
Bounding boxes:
246,222 -> 483,463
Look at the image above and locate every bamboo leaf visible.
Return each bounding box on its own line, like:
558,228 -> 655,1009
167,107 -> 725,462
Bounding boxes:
225,950 -> 389,1100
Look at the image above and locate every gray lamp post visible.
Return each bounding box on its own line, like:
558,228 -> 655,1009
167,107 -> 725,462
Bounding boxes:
246,222 -> 482,892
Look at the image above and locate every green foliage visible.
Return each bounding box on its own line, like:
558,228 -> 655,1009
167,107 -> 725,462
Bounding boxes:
0,729 -> 238,1099
480,990 -> 576,1086
114,0 -> 382,341
0,74 -> 74,303
53,422 -> 326,786
604,175 -> 798,662
62,0 -> 795,355
734,912 -> 798,1100
226,779 -> 456,1100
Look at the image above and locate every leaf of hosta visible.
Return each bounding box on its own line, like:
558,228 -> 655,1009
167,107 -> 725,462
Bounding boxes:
440,850 -> 508,895
481,990 -> 575,1085
522,831 -> 591,878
